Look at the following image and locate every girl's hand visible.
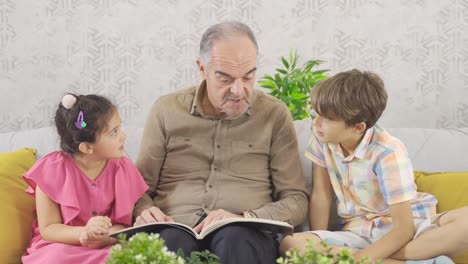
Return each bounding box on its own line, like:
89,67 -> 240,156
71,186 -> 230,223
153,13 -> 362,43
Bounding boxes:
85,216 -> 112,236
79,227 -> 117,248
79,216 -> 114,248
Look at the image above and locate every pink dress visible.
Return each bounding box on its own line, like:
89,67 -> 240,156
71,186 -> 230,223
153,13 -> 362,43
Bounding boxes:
22,151 -> 148,264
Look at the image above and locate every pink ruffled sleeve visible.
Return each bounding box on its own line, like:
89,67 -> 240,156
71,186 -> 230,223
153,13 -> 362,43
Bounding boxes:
112,157 -> 148,225
23,151 -> 81,223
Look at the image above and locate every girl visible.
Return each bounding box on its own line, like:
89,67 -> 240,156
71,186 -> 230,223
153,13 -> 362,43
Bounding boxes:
22,94 -> 148,263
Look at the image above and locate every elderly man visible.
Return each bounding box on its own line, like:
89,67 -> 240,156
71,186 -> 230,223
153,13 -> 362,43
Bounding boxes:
134,21 -> 308,264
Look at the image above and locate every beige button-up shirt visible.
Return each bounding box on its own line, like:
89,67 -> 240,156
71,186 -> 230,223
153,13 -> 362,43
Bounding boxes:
134,81 -> 308,227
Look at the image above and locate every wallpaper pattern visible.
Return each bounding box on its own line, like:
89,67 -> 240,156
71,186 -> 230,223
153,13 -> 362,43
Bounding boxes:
1,0 -> 468,133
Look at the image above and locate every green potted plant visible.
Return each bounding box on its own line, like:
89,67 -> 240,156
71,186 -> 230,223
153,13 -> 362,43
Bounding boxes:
106,232 -> 378,264
182,250 -> 220,264
106,233 -> 183,264
106,233 -> 220,264
277,241 -> 378,264
259,50 -> 329,120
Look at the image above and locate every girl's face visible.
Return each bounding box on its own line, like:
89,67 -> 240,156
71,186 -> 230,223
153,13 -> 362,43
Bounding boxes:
91,109 -> 126,160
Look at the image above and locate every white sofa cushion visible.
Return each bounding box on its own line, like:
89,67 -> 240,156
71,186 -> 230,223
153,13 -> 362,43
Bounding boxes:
388,127 -> 468,172
0,127 -> 59,159
1,123 -> 467,173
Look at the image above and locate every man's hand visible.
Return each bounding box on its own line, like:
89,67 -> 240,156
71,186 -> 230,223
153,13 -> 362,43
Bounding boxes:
134,206 -> 174,226
193,209 -> 242,233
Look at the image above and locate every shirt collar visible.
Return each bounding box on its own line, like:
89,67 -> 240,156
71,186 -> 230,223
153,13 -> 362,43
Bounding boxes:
353,127 -> 374,159
328,126 -> 374,161
189,81 -> 205,117
190,80 -> 253,118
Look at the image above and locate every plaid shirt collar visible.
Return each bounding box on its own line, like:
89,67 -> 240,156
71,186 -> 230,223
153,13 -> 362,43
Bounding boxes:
328,126 -> 375,162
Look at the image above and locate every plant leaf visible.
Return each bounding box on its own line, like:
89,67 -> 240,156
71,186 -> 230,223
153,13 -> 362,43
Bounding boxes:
281,56 -> 290,70
276,68 -> 288,75
258,80 -> 277,89
262,74 -> 275,81
312,74 -> 328,82
290,52 -> 297,71
312,69 -> 330,75
292,93 -> 309,100
289,49 -> 294,65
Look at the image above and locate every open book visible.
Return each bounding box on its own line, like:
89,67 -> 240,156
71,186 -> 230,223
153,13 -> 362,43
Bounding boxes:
109,217 -> 293,240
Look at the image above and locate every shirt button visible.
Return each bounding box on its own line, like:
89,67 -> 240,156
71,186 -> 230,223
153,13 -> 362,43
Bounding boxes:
209,185 -> 213,188
92,211 -> 97,216
217,145 -> 220,149
203,205 -> 208,209
196,211 -> 205,216
91,183 -> 96,187
213,167 -> 218,171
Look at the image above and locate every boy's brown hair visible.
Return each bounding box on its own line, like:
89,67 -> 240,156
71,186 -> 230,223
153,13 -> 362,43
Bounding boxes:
310,69 -> 388,129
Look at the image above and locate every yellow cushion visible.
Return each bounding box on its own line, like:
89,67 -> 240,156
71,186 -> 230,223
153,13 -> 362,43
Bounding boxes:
414,170 -> 468,264
414,170 -> 468,213
0,148 -> 37,264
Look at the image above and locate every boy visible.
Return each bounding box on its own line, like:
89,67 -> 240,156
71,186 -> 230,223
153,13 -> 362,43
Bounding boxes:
280,69 -> 468,263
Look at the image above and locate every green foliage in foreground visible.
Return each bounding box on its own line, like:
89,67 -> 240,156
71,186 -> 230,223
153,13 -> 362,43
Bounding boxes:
278,240 -> 379,264
107,232 -> 379,264
106,233 -> 220,264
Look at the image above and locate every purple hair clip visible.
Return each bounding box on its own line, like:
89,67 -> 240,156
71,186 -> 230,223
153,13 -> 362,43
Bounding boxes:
75,111 -> 87,129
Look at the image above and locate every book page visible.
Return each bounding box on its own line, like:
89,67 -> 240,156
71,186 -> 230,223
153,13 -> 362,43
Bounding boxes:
109,218 -> 293,240
199,217 -> 293,239
108,222 -> 198,239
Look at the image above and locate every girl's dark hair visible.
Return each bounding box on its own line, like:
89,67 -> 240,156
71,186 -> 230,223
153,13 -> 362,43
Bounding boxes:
55,94 -> 115,154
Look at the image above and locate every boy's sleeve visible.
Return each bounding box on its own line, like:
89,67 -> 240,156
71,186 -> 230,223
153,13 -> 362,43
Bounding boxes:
304,132 -> 327,168
374,146 -> 416,205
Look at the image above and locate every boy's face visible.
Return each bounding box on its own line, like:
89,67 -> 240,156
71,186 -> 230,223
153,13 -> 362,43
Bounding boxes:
312,114 -> 352,144
312,113 -> 363,147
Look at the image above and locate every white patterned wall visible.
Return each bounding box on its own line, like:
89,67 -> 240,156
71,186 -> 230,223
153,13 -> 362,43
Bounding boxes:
1,0 -> 467,133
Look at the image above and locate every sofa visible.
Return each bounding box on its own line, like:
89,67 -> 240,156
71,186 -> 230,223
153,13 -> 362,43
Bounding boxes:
1,119 -> 467,263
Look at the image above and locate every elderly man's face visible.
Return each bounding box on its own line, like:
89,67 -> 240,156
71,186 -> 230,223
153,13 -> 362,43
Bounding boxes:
197,35 -> 257,119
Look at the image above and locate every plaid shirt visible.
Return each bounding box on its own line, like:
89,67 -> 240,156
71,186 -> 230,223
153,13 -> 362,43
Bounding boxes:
305,124 -> 437,237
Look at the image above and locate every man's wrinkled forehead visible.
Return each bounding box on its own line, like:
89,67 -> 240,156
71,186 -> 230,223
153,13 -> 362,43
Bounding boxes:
211,58 -> 257,76
209,37 -> 257,73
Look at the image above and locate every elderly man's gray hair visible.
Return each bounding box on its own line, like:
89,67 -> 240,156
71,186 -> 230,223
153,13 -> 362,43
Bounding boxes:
199,21 -> 258,68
